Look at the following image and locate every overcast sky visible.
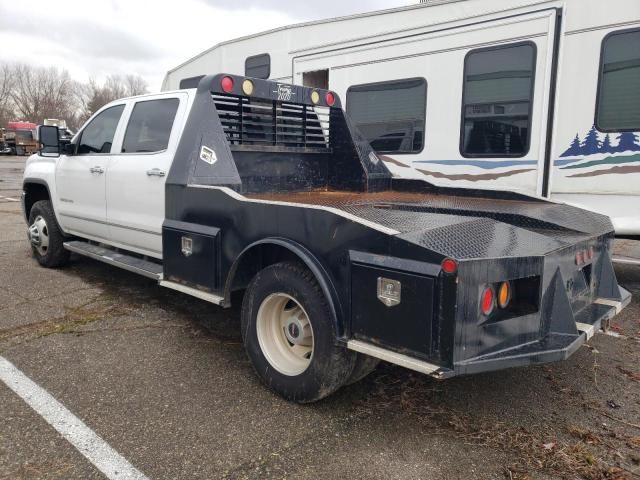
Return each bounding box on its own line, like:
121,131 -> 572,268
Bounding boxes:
0,0 -> 411,91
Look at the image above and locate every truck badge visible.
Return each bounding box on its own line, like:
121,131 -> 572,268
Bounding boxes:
274,84 -> 295,101
181,236 -> 193,257
200,145 -> 217,165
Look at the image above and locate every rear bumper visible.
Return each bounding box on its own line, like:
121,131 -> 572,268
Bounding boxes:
453,287 -> 631,376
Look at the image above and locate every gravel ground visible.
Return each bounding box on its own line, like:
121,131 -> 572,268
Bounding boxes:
0,155 -> 639,480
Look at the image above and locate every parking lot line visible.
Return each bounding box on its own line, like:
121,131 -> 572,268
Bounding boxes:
0,356 -> 150,480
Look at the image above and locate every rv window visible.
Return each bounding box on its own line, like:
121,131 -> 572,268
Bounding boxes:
245,54 -> 270,79
596,28 -> 640,132
461,43 -> 536,157
346,78 -> 426,154
122,98 -> 179,153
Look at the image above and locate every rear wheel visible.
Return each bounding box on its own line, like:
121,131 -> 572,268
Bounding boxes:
345,354 -> 380,385
28,200 -> 70,268
241,261 -> 355,403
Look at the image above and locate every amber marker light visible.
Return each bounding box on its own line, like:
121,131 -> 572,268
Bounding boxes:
310,90 -> 320,104
498,282 -> 511,309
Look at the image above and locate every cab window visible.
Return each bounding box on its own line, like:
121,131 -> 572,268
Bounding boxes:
460,43 -> 536,157
77,105 -> 125,154
121,98 -> 180,153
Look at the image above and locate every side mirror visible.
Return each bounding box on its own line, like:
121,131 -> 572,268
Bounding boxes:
38,125 -> 60,157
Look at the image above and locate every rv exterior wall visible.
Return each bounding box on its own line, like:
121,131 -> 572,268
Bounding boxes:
162,0 -> 640,234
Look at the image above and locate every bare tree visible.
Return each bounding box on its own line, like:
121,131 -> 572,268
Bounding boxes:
0,63 -> 15,127
11,64 -> 79,123
124,74 -> 148,97
81,74 -> 148,120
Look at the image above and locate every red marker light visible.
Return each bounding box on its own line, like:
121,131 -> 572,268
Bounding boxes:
325,91 -> 336,106
441,258 -> 458,274
481,286 -> 495,316
221,76 -> 234,93
576,251 -> 584,266
587,247 -> 594,260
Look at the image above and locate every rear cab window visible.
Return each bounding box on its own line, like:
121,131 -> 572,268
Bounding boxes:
121,98 -> 180,153
346,78 -> 427,154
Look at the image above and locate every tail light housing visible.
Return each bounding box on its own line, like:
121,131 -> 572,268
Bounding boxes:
481,286 -> 495,316
221,76 -> 234,93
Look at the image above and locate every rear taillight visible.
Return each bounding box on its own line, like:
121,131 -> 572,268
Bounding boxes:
441,258 -> 458,274
325,92 -> 336,106
221,76 -> 234,93
481,286 -> 495,316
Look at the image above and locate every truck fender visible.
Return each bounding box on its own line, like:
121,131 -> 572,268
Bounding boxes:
22,178 -> 54,224
225,238 -> 346,337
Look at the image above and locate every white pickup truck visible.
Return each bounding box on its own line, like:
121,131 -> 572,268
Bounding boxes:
23,74 -> 630,402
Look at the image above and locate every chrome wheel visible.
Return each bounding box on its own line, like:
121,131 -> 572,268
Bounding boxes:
29,215 -> 50,256
256,293 -> 314,376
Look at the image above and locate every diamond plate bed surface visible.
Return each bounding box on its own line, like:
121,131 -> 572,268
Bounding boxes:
247,190 -> 613,258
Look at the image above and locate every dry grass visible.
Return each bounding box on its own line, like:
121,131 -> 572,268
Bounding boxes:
354,372 -> 636,480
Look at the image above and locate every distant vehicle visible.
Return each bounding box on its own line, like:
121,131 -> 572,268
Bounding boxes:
23,75 -> 630,402
0,129 -> 11,154
5,121 -> 38,156
162,0 -> 640,235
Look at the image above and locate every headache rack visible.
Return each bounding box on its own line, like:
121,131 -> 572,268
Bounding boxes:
212,94 -> 331,153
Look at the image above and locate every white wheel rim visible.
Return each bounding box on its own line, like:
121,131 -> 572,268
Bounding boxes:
29,215 -> 50,256
256,293 -> 314,376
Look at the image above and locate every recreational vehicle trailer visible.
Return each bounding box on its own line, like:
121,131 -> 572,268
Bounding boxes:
162,0 -> 640,235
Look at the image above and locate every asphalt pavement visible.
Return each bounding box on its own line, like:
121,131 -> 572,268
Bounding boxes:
1,155 -> 639,480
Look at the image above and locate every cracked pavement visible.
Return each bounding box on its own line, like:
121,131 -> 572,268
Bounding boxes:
0,156 -> 639,480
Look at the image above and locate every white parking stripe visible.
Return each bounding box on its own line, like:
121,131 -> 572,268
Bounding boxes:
0,356 -> 150,480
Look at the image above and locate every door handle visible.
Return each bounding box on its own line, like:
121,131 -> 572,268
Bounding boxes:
89,166 -> 104,174
146,168 -> 166,177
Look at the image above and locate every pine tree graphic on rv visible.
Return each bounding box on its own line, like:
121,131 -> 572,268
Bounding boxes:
555,126 -> 640,172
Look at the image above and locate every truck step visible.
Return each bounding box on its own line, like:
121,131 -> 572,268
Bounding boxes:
63,241 -> 163,280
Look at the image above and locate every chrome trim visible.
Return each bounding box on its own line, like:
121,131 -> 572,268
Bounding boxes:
159,280 -> 225,305
347,340 -> 441,375
63,242 -> 162,280
594,297 -> 623,314
575,322 -> 596,340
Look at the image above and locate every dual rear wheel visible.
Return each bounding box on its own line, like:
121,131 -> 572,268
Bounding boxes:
241,261 -> 378,403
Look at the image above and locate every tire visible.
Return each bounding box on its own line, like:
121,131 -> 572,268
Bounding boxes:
345,353 -> 380,386
28,200 -> 70,268
241,261 -> 356,403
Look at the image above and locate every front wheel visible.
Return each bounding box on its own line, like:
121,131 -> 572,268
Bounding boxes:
241,261 -> 355,403
28,200 -> 70,268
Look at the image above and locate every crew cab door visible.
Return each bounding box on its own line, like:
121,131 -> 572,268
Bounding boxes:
105,94 -> 187,258
55,104 -> 125,240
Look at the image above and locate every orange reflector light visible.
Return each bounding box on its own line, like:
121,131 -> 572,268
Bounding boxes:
441,258 -> 458,274
221,76 -> 234,93
481,286 -> 495,316
498,282 -> 511,309
242,79 -> 254,96
325,91 -> 336,106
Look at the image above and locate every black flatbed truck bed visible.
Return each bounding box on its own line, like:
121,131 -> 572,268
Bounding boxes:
27,74 -> 631,402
